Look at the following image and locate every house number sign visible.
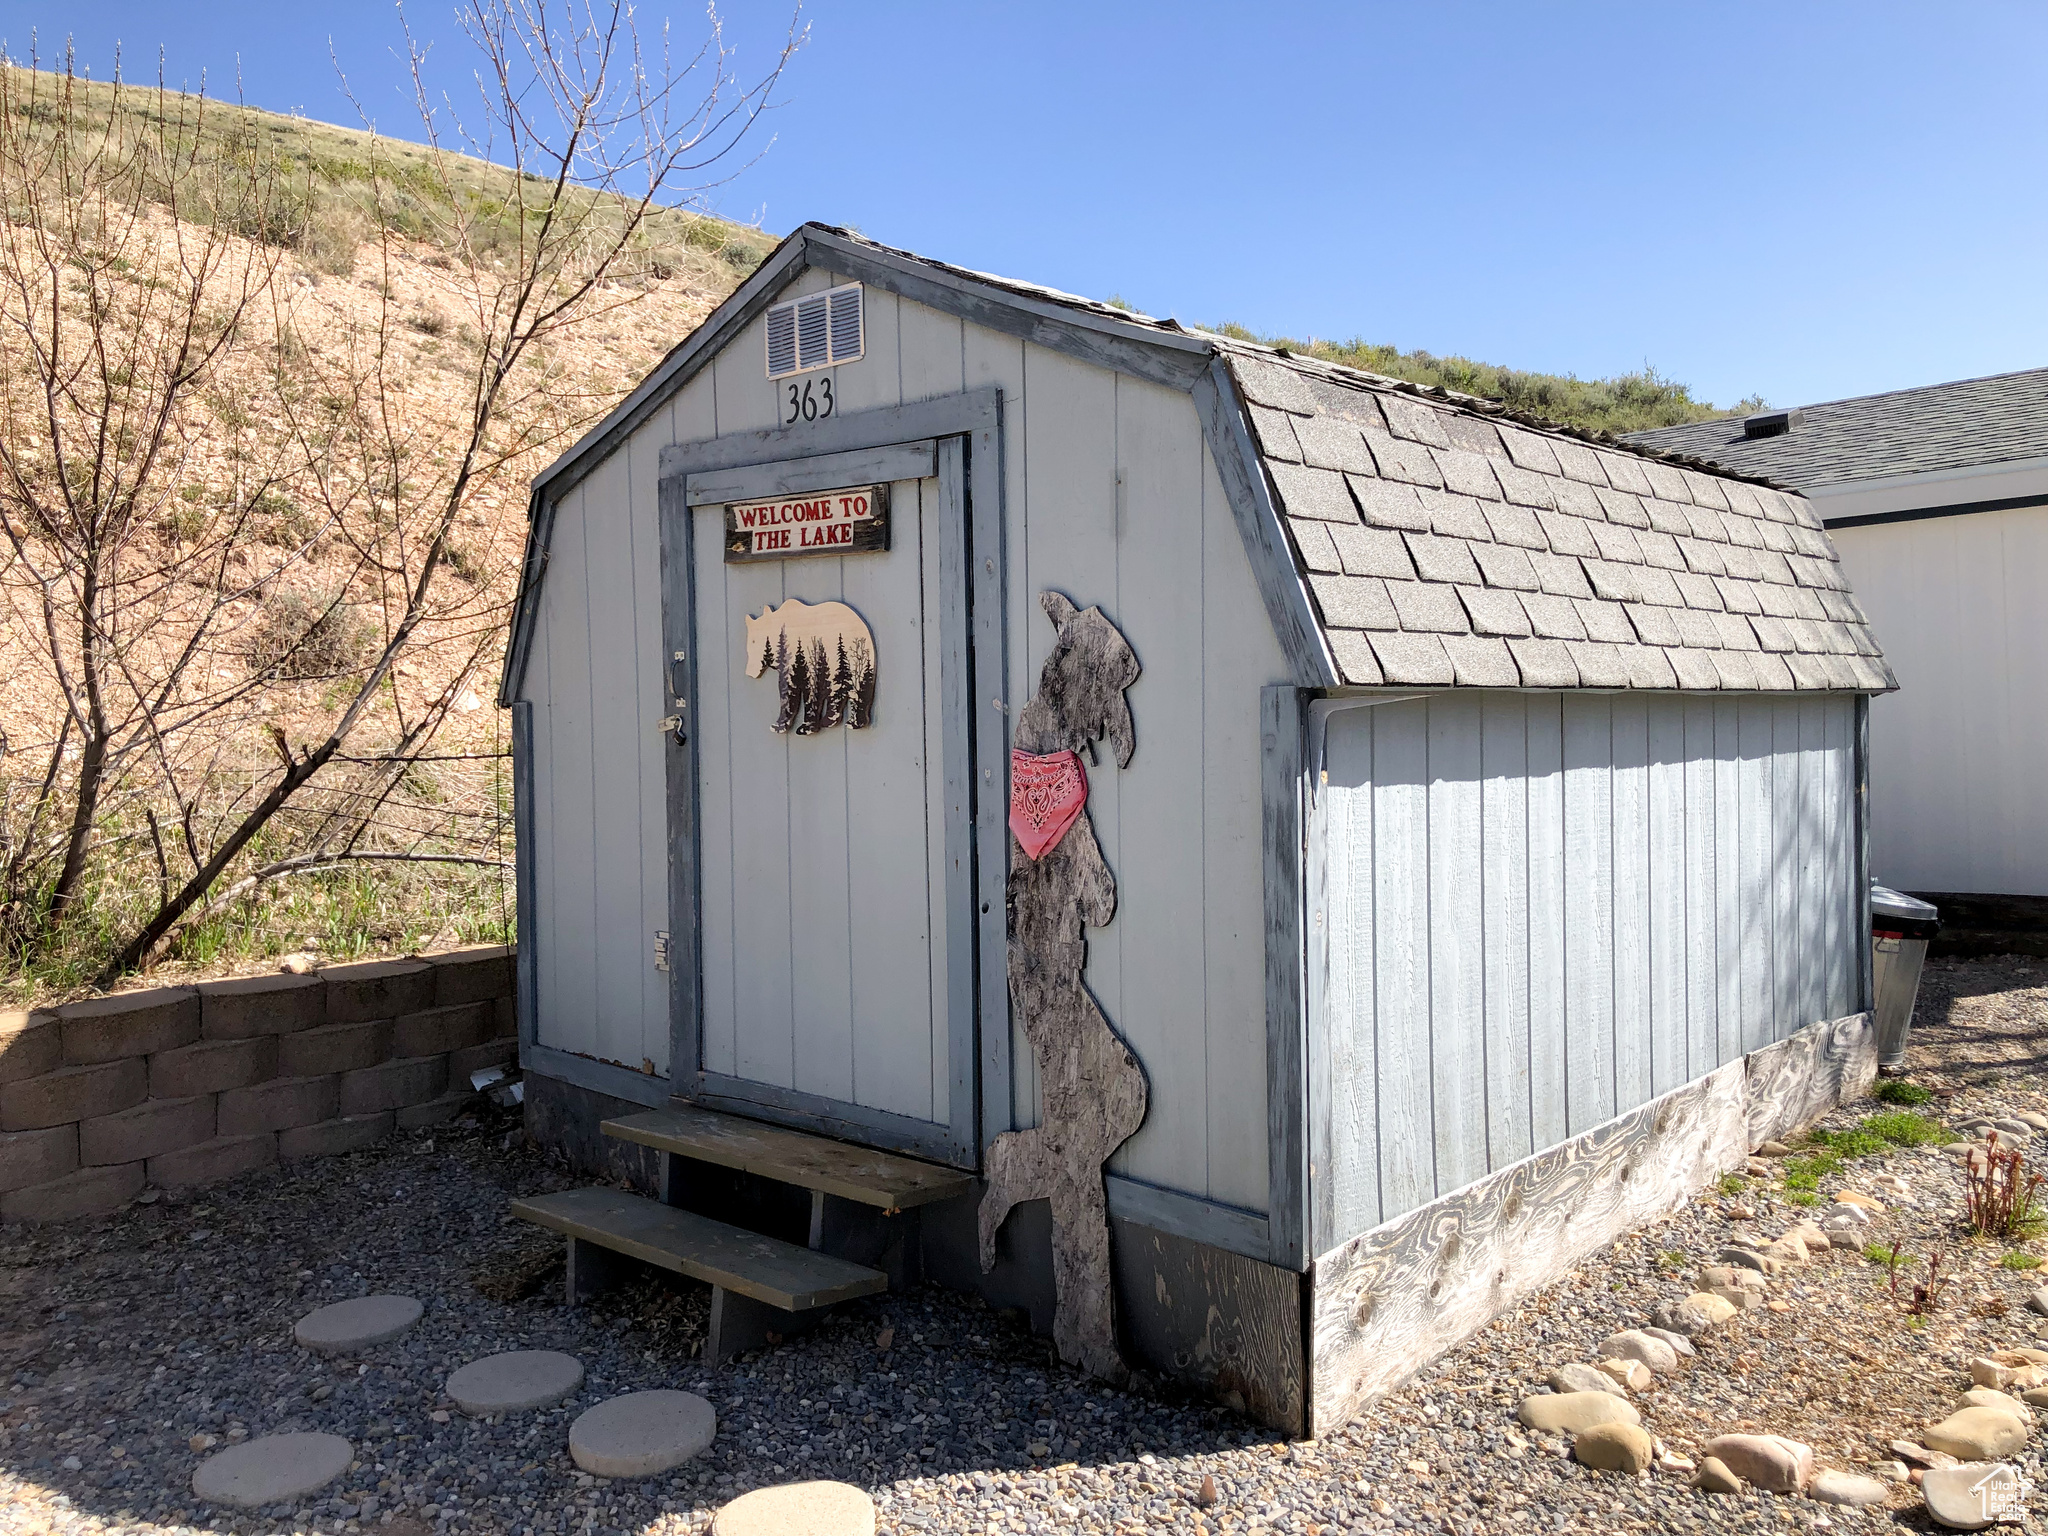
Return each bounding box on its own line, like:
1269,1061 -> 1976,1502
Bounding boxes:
723,484 -> 889,563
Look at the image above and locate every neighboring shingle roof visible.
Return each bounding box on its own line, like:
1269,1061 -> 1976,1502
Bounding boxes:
1225,344 -> 1896,692
1625,366 -> 2048,489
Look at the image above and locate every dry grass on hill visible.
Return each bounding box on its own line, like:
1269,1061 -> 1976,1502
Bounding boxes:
0,61 -> 775,999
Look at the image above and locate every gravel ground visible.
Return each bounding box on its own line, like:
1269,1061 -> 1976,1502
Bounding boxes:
3,960 -> 2048,1536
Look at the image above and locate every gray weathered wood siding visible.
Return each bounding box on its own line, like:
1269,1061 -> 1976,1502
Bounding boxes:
1308,689 -> 1859,1251
516,269 -> 1287,1216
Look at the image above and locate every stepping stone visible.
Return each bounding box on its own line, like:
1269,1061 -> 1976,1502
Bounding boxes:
192,1433 -> 352,1510
570,1390 -> 717,1477
445,1350 -> 584,1415
713,1481 -> 876,1536
294,1295 -> 423,1356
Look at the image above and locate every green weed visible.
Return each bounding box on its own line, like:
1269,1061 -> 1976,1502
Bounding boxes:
2000,1251 -> 2043,1271
1718,1174 -> 1747,1197
1864,1243 -> 1912,1266
1874,1079 -> 1934,1106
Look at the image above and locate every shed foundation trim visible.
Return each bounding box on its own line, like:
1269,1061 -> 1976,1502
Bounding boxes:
1307,1009 -> 1876,1435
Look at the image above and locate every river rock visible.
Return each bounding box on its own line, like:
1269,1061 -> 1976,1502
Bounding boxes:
1993,1118 -> 2034,1139
1701,1434 -> 1814,1494
1715,1247 -> 1779,1276
1709,1283 -> 1768,1311
1808,1468 -> 1891,1507
1892,1439 -> 1960,1470
1829,1229 -> 1865,1250
1787,1220 -> 1832,1250
2022,1386 -> 2048,1408
1702,1264 -> 1766,1291
1574,1421 -> 1654,1474
1756,1140 -> 1793,1157
1834,1191 -> 1886,1212
2020,1111 -> 2048,1132
1693,1456 -> 1744,1494
1640,1325 -> 1696,1357
1597,1358 -> 1653,1392
1923,1407 -> 2028,1461
1959,1387 -> 2032,1423
1921,1463 -> 2023,1531
1517,1392 -> 1641,1434
2029,1288 -> 2048,1319
1599,1329 -> 1679,1375
1545,1364 -> 1626,1398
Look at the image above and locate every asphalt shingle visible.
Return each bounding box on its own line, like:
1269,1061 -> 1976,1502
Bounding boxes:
1223,346 -> 1893,692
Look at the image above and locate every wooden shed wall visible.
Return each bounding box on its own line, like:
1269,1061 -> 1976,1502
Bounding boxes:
516,267 -> 1288,1216
1308,689 -> 1860,1252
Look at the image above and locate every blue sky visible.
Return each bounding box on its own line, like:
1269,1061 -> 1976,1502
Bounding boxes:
8,1 -> 2045,409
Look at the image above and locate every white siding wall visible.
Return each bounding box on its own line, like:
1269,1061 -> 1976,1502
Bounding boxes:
518,272 -> 1288,1214
1830,505 -> 2048,895
1315,690 -> 1860,1241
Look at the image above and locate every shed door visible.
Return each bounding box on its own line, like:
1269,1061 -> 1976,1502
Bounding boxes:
673,441 -> 976,1167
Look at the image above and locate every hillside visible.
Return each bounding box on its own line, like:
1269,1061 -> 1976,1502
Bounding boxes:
0,66 -> 775,996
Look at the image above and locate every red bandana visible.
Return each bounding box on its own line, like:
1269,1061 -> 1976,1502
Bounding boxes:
1009,749 -> 1088,861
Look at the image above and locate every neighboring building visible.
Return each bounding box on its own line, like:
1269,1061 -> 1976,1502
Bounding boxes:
504,224 -> 1892,1435
1633,369 -> 2048,922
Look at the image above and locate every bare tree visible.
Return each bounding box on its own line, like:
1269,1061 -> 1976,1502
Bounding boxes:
0,5 -> 799,989
0,57 -> 323,943
96,0 -> 803,981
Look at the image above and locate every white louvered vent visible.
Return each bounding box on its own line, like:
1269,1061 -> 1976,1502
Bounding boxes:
765,283 -> 863,378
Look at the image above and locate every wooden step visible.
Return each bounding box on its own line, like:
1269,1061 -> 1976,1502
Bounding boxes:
510,1186 -> 887,1311
601,1104 -> 975,1212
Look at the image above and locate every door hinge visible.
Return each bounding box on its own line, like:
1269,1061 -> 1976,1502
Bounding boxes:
654,930 -> 672,972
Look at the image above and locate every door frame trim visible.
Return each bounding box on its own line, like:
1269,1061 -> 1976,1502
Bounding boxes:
657,388 -> 1007,1169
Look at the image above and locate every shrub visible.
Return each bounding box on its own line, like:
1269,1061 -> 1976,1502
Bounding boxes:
1863,1111 -> 1948,1147
245,588 -> 366,680
1874,1079 -> 1934,1106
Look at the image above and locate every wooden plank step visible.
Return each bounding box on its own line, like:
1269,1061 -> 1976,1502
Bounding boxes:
510,1187 -> 886,1311
601,1104 -> 975,1211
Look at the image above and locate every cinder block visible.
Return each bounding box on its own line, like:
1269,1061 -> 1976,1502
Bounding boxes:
59,989 -> 199,1066
448,1038 -> 517,1082
492,995 -> 517,1040
338,1055 -> 446,1116
148,1036 -> 277,1100
0,1058 -> 147,1132
148,1133 -> 276,1190
391,1003 -> 492,1060
0,1124 -> 78,1194
1,1160 -> 143,1223
278,1111 -> 394,1161
277,1018 -> 393,1078
429,945 -> 515,1008
322,959 -> 434,1024
395,1089 -> 477,1131
217,1075 -> 339,1137
197,972 -> 325,1040
0,1011 -> 60,1086
77,1094 -> 216,1167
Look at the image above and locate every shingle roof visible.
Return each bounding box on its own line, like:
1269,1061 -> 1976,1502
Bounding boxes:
1624,366 -> 2048,489
1225,344 -> 1896,692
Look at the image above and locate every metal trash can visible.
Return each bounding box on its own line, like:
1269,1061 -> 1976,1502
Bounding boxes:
1871,884 -> 1940,1071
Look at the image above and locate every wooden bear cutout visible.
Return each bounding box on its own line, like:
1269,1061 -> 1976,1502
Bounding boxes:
979,590 -> 1149,1383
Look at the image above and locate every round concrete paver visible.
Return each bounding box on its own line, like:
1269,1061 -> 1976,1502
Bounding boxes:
568,1391 -> 717,1477
712,1481 -> 876,1536
192,1433 -> 352,1510
293,1295 -> 423,1356
445,1350 -> 584,1415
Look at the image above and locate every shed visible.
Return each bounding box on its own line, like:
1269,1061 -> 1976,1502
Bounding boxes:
502,224 -> 1895,1435
1634,370 -> 2048,944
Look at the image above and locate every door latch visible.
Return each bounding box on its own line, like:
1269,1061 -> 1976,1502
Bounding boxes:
658,712 -> 686,745
654,931 -> 672,973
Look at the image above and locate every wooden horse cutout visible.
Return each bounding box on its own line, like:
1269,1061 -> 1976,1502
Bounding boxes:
979,590 -> 1148,1383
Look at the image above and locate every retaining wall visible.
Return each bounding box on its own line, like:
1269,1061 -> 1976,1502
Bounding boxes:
0,946 -> 516,1222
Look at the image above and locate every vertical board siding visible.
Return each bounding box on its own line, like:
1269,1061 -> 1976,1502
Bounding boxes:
519,279 -> 1285,1215
1316,690 -> 1862,1246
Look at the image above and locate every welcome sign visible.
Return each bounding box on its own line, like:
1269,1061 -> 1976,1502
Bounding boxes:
724,484 -> 890,563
